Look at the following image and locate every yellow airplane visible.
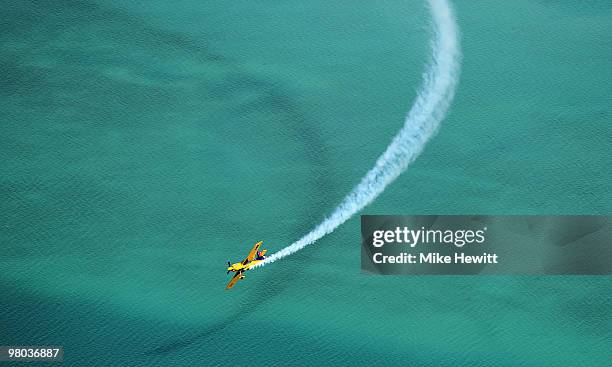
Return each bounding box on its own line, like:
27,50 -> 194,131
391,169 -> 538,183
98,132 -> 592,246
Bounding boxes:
226,241 -> 267,289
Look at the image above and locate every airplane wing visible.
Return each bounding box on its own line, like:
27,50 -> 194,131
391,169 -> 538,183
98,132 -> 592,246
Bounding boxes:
242,241 -> 263,264
226,272 -> 241,289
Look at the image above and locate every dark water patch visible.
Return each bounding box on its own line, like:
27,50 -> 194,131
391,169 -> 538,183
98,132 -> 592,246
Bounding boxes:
561,289 -> 612,338
3,0 -> 337,358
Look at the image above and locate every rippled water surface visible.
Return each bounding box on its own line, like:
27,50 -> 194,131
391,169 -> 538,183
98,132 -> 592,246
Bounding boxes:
2,1 -> 611,365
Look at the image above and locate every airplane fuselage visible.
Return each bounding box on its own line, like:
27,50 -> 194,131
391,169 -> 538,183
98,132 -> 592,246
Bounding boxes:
227,259 -> 263,273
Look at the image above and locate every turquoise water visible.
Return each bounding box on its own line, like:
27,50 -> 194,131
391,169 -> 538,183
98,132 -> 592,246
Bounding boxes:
1,1 -> 611,365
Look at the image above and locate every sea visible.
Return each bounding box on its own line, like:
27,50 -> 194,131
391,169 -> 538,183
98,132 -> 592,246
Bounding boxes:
1,1 -> 611,365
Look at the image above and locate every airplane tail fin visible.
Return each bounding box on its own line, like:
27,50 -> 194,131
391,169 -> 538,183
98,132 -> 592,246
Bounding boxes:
256,249 -> 268,260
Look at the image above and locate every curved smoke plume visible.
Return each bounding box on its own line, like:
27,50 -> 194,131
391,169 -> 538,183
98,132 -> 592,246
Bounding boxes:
254,0 -> 461,267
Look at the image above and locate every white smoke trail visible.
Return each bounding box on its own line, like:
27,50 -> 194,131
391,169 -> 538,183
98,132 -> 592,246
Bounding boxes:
254,0 -> 460,268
